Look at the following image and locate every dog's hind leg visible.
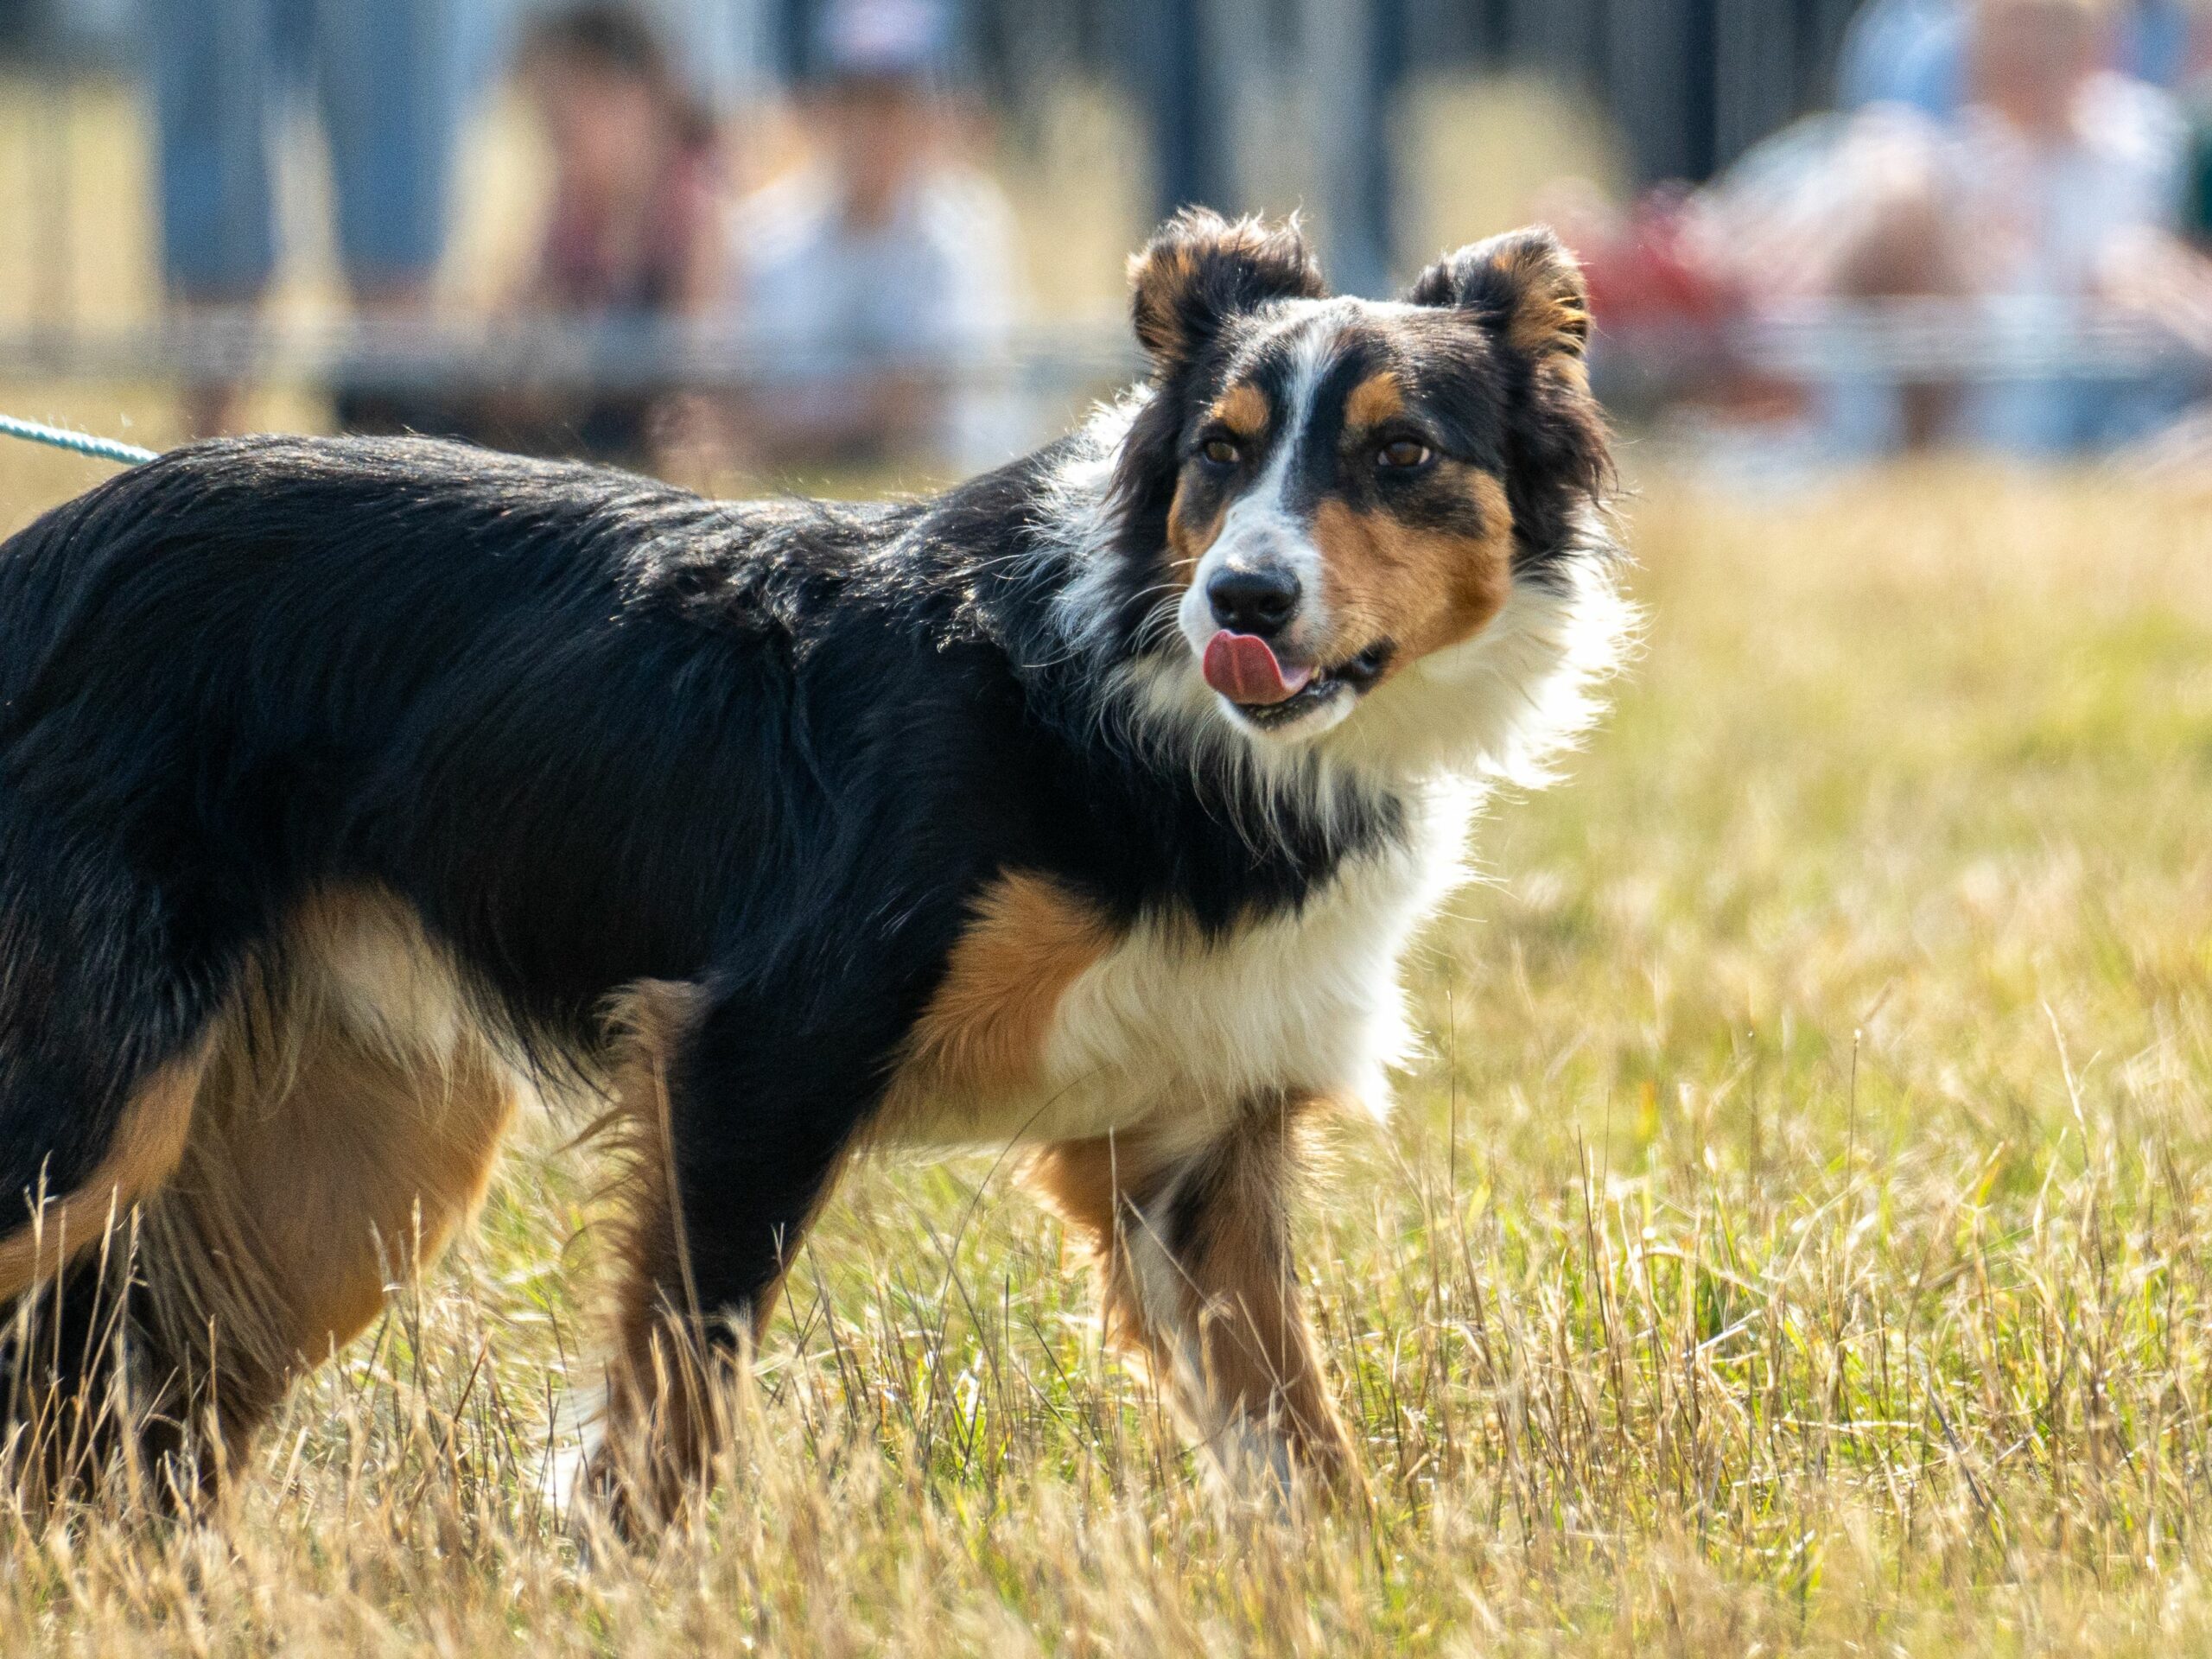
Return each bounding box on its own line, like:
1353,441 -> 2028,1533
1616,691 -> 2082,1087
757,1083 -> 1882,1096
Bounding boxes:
0,883 -> 517,1506
117,887 -> 519,1494
1024,1096 -> 1355,1500
587,982 -> 868,1524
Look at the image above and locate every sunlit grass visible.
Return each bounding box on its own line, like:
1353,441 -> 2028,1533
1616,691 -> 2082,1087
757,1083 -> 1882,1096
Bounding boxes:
2,458 -> 2210,1654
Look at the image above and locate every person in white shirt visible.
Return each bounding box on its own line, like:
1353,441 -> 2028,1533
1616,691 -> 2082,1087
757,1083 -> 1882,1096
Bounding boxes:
715,0 -> 1027,474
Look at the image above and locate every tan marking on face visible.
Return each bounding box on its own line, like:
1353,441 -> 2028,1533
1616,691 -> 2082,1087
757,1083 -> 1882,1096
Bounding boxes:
1211,380 -> 1270,438
1344,373 -> 1405,431
1309,469 -> 1515,672
1167,383 -> 1267,587
882,873 -> 1116,1128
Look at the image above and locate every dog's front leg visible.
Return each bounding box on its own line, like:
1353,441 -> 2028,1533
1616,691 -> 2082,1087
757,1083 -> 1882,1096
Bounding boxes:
1025,1096 -> 1354,1498
588,981 -> 868,1526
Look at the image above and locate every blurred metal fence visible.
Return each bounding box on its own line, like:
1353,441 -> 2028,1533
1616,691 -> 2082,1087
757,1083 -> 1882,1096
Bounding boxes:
1730,298 -> 2211,383
3,301 -> 2202,401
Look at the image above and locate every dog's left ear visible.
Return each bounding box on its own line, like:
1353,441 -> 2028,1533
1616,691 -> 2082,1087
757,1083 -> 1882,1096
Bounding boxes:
1128,209 -> 1328,376
1403,227 -> 1592,372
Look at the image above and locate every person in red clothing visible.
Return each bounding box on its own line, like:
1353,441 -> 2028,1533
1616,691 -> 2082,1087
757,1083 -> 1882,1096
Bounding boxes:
482,3 -> 725,462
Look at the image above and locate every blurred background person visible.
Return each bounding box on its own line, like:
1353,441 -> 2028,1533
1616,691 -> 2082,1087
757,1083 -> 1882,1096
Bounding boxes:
149,0 -> 462,436
706,0 -> 1025,474
1822,0 -> 2188,451
466,2 -> 726,463
1578,0 -> 2200,454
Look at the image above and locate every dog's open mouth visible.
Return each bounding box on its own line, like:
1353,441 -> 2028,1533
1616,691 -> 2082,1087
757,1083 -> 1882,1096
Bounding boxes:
1202,632 -> 1394,725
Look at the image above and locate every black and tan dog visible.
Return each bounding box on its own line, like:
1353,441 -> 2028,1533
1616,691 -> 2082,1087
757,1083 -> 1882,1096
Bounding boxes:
0,213 -> 1626,1513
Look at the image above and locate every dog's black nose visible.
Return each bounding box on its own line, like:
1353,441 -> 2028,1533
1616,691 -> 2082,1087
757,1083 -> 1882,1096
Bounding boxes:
1206,564 -> 1301,637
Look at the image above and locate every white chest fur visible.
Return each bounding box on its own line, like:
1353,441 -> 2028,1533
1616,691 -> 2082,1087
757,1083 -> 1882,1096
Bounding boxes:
897,784 -> 1476,1155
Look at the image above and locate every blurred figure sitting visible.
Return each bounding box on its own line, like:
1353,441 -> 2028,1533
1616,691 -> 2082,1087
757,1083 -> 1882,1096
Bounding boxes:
709,0 -> 1024,474
473,3 -> 725,464
150,0 -> 461,436
1820,0 -> 2186,449
1580,0 -> 2192,454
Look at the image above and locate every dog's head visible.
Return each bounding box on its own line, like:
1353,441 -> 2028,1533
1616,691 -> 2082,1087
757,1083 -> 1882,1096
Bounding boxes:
1108,210 -> 1611,748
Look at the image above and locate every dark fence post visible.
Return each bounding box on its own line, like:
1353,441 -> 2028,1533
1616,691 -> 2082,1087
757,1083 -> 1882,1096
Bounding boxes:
1714,0 -> 1802,171
1141,0 -> 1229,219
1303,0 -> 1401,296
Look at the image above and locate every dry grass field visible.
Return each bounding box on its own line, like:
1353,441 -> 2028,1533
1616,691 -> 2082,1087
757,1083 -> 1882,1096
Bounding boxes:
3,54 -> 2212,1659
0,435 -> 2208,1655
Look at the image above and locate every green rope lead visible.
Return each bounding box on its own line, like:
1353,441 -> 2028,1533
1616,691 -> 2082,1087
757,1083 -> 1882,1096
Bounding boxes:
0,412 -> 160,467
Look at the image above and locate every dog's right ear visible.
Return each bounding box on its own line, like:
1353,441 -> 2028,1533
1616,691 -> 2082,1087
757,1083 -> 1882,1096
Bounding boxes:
1128,210 -> 1326,375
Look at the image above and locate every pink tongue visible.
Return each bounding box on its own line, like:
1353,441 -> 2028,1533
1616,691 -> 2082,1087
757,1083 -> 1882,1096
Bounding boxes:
1203,631 -> 1315,706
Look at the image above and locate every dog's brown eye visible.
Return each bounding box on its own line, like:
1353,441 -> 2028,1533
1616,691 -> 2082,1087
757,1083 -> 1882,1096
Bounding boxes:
1377,439 -> 1432,470
1201,438 -> 1241,467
